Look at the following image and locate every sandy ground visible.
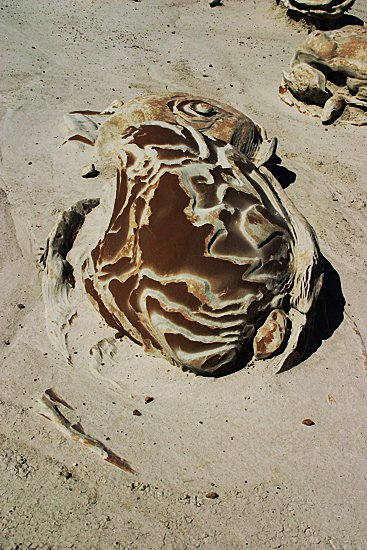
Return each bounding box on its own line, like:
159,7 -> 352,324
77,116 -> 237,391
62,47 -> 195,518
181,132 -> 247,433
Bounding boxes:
1,0 -> 367,548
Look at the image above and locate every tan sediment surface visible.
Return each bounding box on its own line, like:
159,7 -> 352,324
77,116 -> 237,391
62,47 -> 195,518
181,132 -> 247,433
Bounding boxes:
1,1 -> 366,548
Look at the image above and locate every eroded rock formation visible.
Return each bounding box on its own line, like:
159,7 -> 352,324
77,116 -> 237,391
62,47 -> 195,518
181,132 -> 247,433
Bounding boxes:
280,26 -> 367,124
278,0 -> 356,21
42,93 -> 324,374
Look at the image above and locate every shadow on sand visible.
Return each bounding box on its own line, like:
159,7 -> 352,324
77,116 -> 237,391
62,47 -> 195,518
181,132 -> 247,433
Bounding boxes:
208,255 -> 345,378
285,9 -> 364,31
268,155 -> 296,189
302,255 -> 345,362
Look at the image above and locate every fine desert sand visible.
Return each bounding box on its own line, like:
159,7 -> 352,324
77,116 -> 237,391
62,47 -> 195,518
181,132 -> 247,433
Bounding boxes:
1,1 -> 367,548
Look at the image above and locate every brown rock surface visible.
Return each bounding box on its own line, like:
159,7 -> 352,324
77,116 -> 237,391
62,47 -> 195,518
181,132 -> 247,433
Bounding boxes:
1,1 -> 366,548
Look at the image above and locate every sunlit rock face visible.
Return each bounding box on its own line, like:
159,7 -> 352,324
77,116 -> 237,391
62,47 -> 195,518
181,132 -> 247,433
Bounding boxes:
43,93 -> 323,374
280,26 -> 367,125
95,93 -> 273,166
291,26 -> 367,79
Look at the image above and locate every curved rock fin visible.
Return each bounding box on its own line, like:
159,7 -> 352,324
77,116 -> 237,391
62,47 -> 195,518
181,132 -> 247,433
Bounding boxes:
41,199 -> 100,362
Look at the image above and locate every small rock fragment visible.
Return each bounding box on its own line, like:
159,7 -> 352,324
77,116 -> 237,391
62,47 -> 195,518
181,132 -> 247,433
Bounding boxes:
327,394 -> 335,404
209,0 -> 222,6
101,98 -> 124,115
39,392 -> 134,473
356,86 -> 367,101
347,77 -> 366,94
17,303 -> 25,309
321,95 -> 346,124
133,409 -> 142,416
81,163 -> 100,179
253,309 -> 288,360
205,492 -> 219,499
348,199 -> 366,210
283,64 -> 330,106
63,113 -> 99,146
145,396 -> 154,404
302,418 -> 315,426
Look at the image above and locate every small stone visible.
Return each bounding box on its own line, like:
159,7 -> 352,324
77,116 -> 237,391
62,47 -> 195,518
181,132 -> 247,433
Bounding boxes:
348,199 -> 367,209
145,396 -> 154,404
205,492 -> 219,499
101,99 -> 123,115
81,163 -> 100,179
17,303 -> 26,309
133,409 -> 142,416
321,95 -> 345,124
253,309 -> 288,360
302,419 -> 315,426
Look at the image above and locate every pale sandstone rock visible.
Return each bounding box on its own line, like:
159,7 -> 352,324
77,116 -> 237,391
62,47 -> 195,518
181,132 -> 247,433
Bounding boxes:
62,113 -> 99,146
253,309 -> 288,360
280,26 -> 367,124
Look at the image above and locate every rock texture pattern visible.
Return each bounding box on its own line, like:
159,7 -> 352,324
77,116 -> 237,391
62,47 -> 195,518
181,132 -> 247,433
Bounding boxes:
280,26 -> 367,124
42,93 -> 324,374
278,0 -> 356,20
